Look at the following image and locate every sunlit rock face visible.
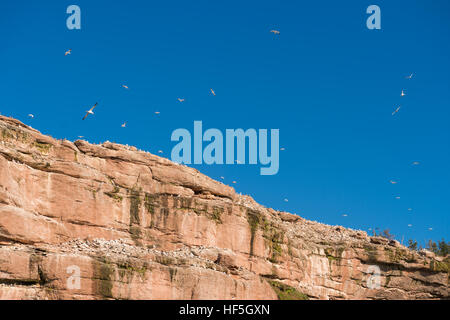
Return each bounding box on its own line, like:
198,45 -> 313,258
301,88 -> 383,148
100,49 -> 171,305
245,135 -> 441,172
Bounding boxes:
0,115 -> 448,300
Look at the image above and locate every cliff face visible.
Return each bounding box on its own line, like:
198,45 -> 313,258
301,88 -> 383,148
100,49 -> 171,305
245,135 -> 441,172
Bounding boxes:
0,115 -> 448,300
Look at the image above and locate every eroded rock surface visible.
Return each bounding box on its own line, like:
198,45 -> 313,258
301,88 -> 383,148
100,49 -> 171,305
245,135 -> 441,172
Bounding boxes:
0,115 -> 448,300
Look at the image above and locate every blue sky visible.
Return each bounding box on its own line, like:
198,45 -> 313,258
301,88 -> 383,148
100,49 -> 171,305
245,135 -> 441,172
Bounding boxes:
1,1 -> 449,246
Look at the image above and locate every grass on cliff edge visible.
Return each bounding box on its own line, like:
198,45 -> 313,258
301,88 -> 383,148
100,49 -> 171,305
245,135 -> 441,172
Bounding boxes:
268,280 -> 309,300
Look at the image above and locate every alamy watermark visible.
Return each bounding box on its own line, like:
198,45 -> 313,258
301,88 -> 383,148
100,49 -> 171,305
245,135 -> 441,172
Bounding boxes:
366,5 -> 381,30
366,265 -> 381,289
66,5 -> 81,30
66,265 -> 81,290
65,5 -> 380,31
170,121 -> 279,175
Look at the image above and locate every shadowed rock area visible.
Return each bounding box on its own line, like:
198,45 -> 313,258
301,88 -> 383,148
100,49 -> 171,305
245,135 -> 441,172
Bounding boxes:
0,115 -> 448,300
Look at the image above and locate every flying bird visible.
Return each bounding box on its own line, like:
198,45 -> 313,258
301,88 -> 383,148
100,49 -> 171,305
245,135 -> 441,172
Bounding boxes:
121,122 -> 127,128
232,181 -> 237,184
342,214 -> 348,217
392,106 -> 401,116
28,114 -> 34,118
389,180 -> 398,184
210,88 -> 216,96
280,147 -> 285,151
407,224 -> 412,227
395,196 -> 401,199
220,176 -> 225,180
270,30 -> 280,35
405,73 -> 414,79
412,161 -> 420,165
177,98 -> 185,102
155,111 -> 160,115
122,85 -> 129,89
82,102 -> 98,120
428,227 -> 433,231
401,90 -> 406,97
284,199 -> 289,202
65,49 -> 72,56
158,150 -> 163,154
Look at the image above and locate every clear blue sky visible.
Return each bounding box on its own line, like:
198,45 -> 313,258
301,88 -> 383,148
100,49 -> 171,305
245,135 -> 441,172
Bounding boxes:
1,1 -> 449,246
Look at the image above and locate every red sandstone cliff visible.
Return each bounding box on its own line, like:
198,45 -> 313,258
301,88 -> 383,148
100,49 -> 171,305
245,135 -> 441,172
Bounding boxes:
0,115 -> 448,300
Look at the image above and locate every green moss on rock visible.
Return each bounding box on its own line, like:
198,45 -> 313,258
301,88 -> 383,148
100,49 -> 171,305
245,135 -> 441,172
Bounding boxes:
129,188 -> 141,225
246,210 -> 261,256
34,141 -> 52,154
104,186 -> 123,203
268,280 -> 309,300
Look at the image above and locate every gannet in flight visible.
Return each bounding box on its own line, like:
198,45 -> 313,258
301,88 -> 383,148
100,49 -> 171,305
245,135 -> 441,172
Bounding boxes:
401,90 -> 406,97
155,111 -> 160,115
121,122 -> 127,128
177,98 -> 185,102
405,73 -> 414,79
65,49 -> 72,56
210,88 -> 216,96
389,180 -> 397,184
82,102 -> 98,120
392,106 -> 401,115
28,114 -> 34,118
122,85 -> 129,89
270,30 -> 280,35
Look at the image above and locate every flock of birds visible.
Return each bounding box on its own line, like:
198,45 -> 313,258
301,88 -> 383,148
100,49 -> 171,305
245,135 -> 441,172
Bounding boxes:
76,85 -> 217,154
22,28 -> 436,243
391,73 -> 413,116
348,72 -> 434,238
